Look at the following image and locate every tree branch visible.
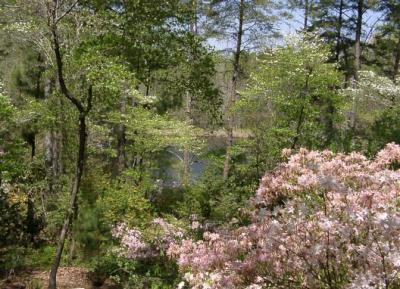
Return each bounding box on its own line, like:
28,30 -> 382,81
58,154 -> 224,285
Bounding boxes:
56,0 -> 79,24
50,24 -> 84,112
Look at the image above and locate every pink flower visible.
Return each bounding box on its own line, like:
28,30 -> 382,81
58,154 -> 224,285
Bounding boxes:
168,144 -> 400,289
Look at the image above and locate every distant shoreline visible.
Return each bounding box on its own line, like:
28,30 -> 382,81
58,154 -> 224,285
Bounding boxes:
204,129 -> 252,138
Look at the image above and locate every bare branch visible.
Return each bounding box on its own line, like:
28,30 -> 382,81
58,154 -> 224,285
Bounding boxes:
55,0 -> 79,24
363,12 -> 387,44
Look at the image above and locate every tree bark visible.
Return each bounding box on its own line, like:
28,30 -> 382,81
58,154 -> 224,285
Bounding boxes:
114,95 -> 126,176
223,0 -> 244,181
323,98 -> 336,147
48,114 -> 87,289
393,34 -> 400,83
26,138 -> 36,244
304,0 -> 309,30
44,78 -> 62,190
45,132 -> 62,178
24,132 -> 36,160
354,0 -> 363,81
335,0 -> 344,62
47,3 -> 92,288
348,0 -> 363,151
291,68 -> 312,149
183,91 -> 192,186
182,0 -> 197,186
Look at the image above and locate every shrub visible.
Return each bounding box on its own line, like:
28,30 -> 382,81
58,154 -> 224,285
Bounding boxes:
168,143 -> 400,289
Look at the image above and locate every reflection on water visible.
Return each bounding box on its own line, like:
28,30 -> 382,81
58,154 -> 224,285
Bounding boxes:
152,135 -> 226,187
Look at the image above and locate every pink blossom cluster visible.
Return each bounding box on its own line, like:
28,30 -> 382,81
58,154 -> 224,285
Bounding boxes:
112,218 -> 185,260
169,143 -> 400,289
152,217 -> 185,251
112,223 -> 150,259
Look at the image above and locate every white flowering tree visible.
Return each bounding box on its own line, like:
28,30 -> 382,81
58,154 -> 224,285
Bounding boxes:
236,34 -> 343,171
343,70 -> 400,152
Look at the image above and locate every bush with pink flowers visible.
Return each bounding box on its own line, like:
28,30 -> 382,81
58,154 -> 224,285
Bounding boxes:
167,143 -> 400,289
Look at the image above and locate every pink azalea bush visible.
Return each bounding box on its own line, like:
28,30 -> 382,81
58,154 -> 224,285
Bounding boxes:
168,143 -> 400,289
112,217 -> 185,260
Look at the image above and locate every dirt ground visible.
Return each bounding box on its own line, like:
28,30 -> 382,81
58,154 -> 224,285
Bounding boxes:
0,267 -> 115,289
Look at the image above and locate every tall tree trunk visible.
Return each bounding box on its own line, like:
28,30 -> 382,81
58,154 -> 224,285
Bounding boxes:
323,97 -> 336,148
24,132 -> 36,160
223,0 -> 244,181
44,78 -> 62,191
182,0 -> 197,186
182,91 -> 192,186
354,0 -> 363,81
291,68 -> 312,149
114,96 -> 127,176
26,136 -> 36,244
145,66 -> 151,96
393,34 -> 400,83
348,0 -> 363,151
26,191 -> 36,243
47,5 -> 93,288
325,0 -> 344,148
343,48 -> 352,88
335,0 -> 344,62
45,132 -> 62,189
304,0 -> 309,30
48,114 -> 87,289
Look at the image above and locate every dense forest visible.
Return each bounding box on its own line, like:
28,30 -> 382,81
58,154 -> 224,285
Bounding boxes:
1,0 -> 400,288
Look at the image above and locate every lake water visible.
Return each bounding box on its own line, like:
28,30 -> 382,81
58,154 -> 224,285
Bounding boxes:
153,135 -> 227,187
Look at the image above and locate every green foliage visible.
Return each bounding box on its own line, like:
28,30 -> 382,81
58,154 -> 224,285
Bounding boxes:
0,245 -> 55,272
90,253 -> 179,289
177,150 -> 256,224
97,179 -> 152,229
1,1 -> 400,288
371,105 -> 400,151
342,70 -> 400,153
237,34 -> 343,171
0,187 -> 25,247
107,105 -> 204,160
0,88 -> 26,181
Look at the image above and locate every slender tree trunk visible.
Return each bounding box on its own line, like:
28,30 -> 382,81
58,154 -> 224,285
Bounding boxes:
26,139 -> 36,244
115,96 -> 127,176
145,66 -> 151,96
223,0 -> 244,181
48,114 -> 87,289
323,98 -> 336,148
47,5 -> 93,288
44,78 -> 63,189
183,91 -> 192,186
182,0 -> 197,186
304,0 -> 309,30
292,106 -> 305,149
343,49 -> 352,88
24,132 -> 36,160
393,34 -> 400,83
26,192 -> 36,243
291,69 -> 312,149
45,130 -> 62,192
354,0 -> 363,81
348,0 -> 363,151
328,0 -> 343,147
335,0 -> 344,62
